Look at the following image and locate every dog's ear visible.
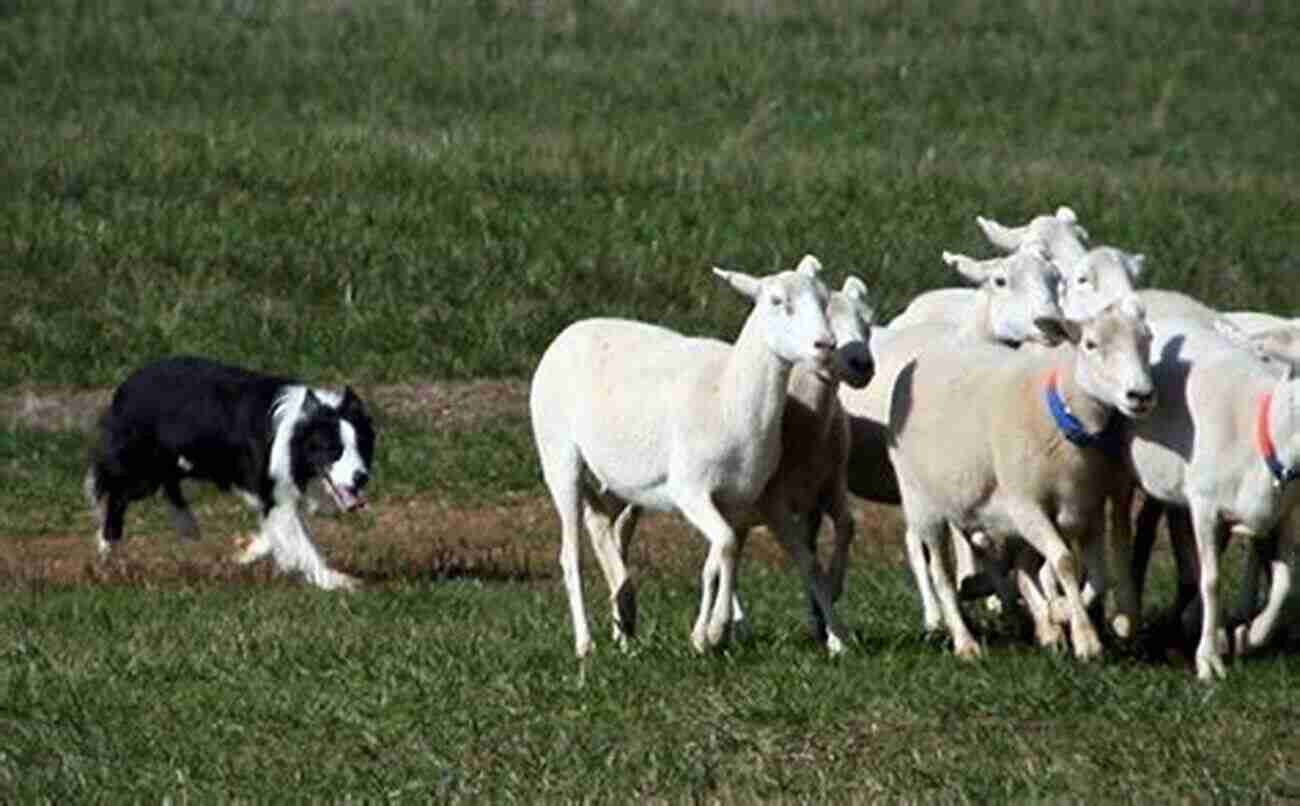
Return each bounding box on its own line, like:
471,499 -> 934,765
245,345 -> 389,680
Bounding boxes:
340,386 -> 366,417
301,389 -> 324,418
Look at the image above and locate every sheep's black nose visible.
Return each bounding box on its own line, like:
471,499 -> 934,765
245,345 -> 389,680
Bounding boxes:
1127,388 -> 1156,411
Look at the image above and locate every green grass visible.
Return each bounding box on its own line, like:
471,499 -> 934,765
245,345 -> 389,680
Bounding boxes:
5,0 -> 1300,800
2,1 -> 1299,385
4,570 -> 1300,801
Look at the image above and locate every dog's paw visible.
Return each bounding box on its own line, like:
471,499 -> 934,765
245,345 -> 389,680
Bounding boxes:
322,570 -> 361,592
231,533 -> 270,565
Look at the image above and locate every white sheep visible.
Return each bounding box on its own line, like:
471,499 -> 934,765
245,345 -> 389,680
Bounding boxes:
841,247 -> 1063,630
739,275 -> 876,647
888,248 -> 1061,338
529,256 -> 835,658
608,274 -> 878,654
1112,317 -> 1300,679
886,296 -> 1156,660
975,205 -> 1090,268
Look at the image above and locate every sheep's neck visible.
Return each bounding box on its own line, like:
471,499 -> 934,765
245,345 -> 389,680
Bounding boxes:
961,289 -> 996,344
721,311 -> 793,445
1050,363 -> 1113,438
787,363 -> 840,437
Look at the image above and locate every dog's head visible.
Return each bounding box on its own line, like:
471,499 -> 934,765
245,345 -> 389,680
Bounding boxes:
291,387 -> 375,512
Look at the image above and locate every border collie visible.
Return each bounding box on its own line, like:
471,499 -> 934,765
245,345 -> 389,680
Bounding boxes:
84,356 -> 376,590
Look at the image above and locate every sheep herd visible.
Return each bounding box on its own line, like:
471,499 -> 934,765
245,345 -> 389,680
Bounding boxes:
530,206 -> 1300,682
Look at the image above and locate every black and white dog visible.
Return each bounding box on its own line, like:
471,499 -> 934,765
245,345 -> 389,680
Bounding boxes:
84,356 -> 376,590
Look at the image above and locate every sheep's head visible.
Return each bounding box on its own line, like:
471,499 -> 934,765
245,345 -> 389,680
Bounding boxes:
1039,294 -> 1157,420
1059,247 -> 1144,321
713,254 -> 834,366
944,246 -> 1062,346
826,275 -> 875,388
976,205 -> 1089,269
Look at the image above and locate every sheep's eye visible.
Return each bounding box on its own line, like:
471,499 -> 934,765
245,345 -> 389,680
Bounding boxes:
1076,276 -> 1089,285
992,276 -> 1008,289
1083,339 -> 1098,351
769,294 -> 787,309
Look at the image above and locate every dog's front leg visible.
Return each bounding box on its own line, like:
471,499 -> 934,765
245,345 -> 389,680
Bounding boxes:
262,504 -> 359,591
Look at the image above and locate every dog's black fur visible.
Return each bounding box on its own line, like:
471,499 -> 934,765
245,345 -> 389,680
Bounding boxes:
86,356 -> 375,562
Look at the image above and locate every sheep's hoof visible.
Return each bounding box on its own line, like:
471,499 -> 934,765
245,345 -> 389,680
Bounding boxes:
1111,613 -> 1134,640
826,633 -> 847,657
690,625 -> 709,654
1071,623 -> 1103,661
953,641 -> 983,661
1196,650 -> 1227,682
575,637 -> 594,659
1035,621 -> 1065,650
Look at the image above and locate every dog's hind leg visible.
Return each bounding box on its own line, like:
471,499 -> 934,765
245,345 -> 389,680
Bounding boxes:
98,495 -> 129,558
86,465 -> 130,557
163,479 -> 201,542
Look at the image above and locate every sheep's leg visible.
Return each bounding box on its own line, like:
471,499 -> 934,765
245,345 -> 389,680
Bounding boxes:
583,500 -> 636,647
678,494 -> 739,652
1188,499 -> 1227,681
541,447 -> 593,658
1129,494 -> 1165,620
613,504 -> 642,639
1235,529 -> 1290,656
1077,532 -> 1107,629
730,528 -> 752,641
1108,483 -> 1139,638
824,486 -> 855,604
913,520 -> 980,659
1012,505 -> 1101,661
905,523 -> 943,634
1040,561 -> 1070,626
770,508 -> 847,656
952,527 -> 980,597
1013,547 -> 1063,650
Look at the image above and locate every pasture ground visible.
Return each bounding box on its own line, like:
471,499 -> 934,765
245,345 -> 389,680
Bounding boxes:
5,382 -> 1300,801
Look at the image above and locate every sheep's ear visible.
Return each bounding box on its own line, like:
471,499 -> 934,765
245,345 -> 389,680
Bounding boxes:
840,275 -> 876,323
1036,316 -> 1082,347
1118,293 -> 1146,322
795,254 -> 823,277
942,250 -> 990,285
712,267 -> 762,300
1123,252 -> 1145,280
841,275 -> 869,301
1052,206 -> 1090,242
976,215 -> 1025,250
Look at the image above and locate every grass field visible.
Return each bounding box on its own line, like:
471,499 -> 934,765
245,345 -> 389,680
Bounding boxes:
4,0 -> 1300,800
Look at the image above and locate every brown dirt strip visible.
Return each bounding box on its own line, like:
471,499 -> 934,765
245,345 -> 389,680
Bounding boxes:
0,380 -> 531,433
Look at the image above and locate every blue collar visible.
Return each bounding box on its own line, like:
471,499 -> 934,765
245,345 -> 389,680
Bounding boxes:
1045,370 -> 1119,451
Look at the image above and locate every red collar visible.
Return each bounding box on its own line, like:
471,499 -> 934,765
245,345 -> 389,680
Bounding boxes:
1256,391 -> 1297,487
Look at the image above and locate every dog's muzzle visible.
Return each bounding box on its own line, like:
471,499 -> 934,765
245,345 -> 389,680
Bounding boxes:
324,470 -> 369,512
